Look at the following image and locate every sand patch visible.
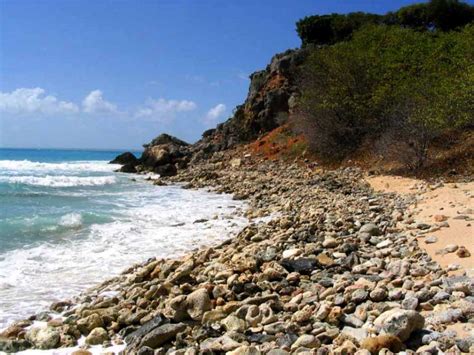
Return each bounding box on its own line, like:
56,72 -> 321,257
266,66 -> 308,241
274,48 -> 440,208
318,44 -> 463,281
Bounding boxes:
367,176 -> 473,275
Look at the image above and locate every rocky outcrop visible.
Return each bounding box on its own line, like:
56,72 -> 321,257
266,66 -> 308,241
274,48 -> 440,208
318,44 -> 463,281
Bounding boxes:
111,49 -> 308,174
110,134 -> 191,176
193,48 -> 307,155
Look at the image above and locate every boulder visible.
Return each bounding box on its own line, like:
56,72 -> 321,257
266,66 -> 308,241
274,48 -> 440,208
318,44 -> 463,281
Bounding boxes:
139,323 -> 186,348
25,326 -> 60,349
85,327 -> 109,345
109,152 -> 138,165
186,288 -> 212,321
374,309 -> 425,341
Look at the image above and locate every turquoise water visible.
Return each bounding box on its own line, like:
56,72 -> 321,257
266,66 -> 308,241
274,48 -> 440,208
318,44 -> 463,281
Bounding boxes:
0,148 -> 247,329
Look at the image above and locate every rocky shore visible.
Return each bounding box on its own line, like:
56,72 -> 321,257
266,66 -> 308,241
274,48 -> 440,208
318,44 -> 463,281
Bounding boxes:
1,150 -> 473,354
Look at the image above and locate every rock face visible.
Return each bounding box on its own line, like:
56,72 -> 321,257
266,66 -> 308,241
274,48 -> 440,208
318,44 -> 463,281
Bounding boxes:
193,48 -> 308,154
112,49 -> 308,174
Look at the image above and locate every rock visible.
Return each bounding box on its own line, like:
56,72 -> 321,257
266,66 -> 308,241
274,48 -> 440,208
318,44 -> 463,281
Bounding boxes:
433,215 -> 448,222
222,315 -> 246,332
445,244 -> 459,253
369,288 -> 387,302
351,289 -> 368,303
291,334 -> 320,349
230,158 -> 242,168
402,297 -> 419,310
77,313 -> 104,334
359,223 -> 380,236
361,335 -> 404,354
85,327 -> 109,345
282,248 -> 301,258
139,323 -> 186,348
227,345 -> 261,355
334,340 -> 358,354
316,253 -> 334,267
280,258 -> 317,274
374,309 -> 425,341
456,246 -> 471,258
322,237 -> 339,248
0,339 -> 31,353
110,152 -> 138,165
154,163 -> 178,177
186,288 -> 212,321
341,327 -> 368,343
424,236 -> 438,244
25,326 -> 60,349
124,315 -> 166,344
71,351 -> 93,355
200,334 -> 241,352
145,133 -> 189,148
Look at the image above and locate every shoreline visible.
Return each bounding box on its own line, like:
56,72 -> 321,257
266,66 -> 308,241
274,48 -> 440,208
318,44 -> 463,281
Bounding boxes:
1,151 -> 473,354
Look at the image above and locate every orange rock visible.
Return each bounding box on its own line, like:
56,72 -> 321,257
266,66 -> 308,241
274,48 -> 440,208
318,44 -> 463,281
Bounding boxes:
434,214 -> 448,222
361,335 -> 404,354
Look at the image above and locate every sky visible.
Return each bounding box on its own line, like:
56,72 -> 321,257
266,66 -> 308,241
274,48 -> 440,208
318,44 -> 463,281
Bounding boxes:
1,0 -> 463,150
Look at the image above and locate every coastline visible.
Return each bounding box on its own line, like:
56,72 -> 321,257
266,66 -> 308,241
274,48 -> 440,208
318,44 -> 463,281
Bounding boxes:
1,150 -> 473,354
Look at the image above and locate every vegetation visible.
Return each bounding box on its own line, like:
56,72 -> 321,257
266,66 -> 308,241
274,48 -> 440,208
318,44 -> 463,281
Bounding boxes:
296,0 -> 474,46
294,21 -> 474,168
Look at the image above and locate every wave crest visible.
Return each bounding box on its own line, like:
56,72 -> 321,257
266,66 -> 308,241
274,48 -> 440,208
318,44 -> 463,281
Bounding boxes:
2,175 -> 117,187
59,213 -> 83,228
0,160 -> 120,173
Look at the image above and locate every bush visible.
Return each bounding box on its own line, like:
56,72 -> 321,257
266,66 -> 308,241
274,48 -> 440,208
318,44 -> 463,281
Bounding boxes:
294,24 -> 474,168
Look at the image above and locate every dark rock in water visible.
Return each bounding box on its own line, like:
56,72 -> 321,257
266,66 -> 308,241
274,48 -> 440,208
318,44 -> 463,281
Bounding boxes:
119,163 -> 137,173
110,152 -> 138,165
144,133 -> 189,148
154,163 -> 177,177
280,258 -> 317,274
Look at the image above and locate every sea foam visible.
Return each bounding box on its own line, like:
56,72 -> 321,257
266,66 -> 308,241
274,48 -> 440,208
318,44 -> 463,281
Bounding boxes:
0,159 -> 120,173
1,175 -> 117,187
0,185 -> 249,330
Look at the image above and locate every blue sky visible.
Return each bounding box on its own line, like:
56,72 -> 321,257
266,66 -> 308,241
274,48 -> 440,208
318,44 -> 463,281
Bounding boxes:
1,0 -> 461,149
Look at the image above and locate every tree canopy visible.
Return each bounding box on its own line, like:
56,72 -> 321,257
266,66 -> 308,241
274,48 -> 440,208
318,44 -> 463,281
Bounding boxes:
296,0 -> 474,46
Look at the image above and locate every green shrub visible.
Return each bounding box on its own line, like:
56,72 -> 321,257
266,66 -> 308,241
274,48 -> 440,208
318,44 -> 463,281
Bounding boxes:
294,24 -> 474,168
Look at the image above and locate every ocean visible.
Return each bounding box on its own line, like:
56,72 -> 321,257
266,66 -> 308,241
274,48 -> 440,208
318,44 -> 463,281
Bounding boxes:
0,148 -> 247,330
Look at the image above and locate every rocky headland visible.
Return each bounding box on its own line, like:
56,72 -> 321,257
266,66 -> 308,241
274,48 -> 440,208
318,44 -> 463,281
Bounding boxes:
1,148 -> 473,354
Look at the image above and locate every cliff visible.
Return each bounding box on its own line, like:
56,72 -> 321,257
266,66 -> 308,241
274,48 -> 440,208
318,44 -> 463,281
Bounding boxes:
114,48 -> 308,174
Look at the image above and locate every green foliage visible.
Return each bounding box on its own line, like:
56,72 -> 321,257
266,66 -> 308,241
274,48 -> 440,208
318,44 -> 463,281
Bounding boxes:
296,24 -> 474,167
296,12 -> 383,46
296,0 -> 474,46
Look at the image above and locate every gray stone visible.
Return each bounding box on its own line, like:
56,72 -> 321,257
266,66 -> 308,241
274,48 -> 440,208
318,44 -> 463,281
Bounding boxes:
186,288 -> 212,321
359,223 -> 381,236
139,323 -> 186,348
374,309 -> 425,341
25,326 -> 60,349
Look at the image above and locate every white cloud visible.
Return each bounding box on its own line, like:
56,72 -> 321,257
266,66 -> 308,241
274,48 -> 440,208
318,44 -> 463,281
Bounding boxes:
82,90 -> 119,114
204,103 -> 226,124
135,98 -> 197,122
0,88 -> 79,115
